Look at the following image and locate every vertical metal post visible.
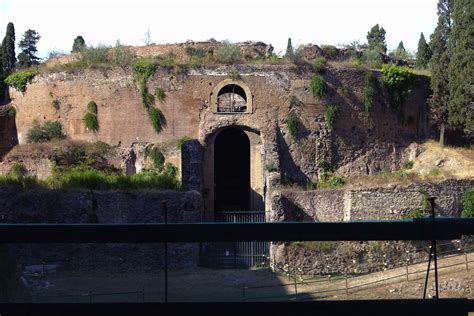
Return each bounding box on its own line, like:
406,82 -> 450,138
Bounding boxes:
406,259 -> 409,281
161,200 -> 168,303
429,197 -> 439,299
345,273 -> 349,296
423,244 -> 433,299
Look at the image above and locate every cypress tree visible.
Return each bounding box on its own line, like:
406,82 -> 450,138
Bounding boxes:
429,0 -> 453,144
447,0 -> 474,137
71,36 -> 86,53
17,29 -> 41,68
1,22 -> 16,72
393,41 -> 409,60
416,33 -> 431,68
285,38 -> 294,59
367,24 -> 387,53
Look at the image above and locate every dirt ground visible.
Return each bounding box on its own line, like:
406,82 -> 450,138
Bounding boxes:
30,252 -> 473,303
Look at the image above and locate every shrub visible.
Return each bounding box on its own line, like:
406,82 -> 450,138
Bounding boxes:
325,104 -> 339,130
112,40 -> 136,66
403,160 -> 414,169
83,112 -> 99,132
51,99 -> 60,110
403,209 -> 426,219
155,87 -> 166,102
337,85 -> 349,97
310,74 -> 326,99
215,41 -> 240,64
312,57 -> 327,73
321,45 -> 338,58
4,71 -> 36,92
287,112 -> 298,138
380,64 -> 414,108
80,44 -> 111,65
227,67 -> 241,80
26,120 -> 64,143
6,106 -> 16,117
176,136 -> 192,150
363,72 -> 374,115
8,163 -> 27,179
149,107 -> 165,133
361,49 -> 383,67
144,145 -> 165,169
185,46 -> 208,58
87,101 -> 98,114
133,59 -> 157,83
461,188 -> 474,218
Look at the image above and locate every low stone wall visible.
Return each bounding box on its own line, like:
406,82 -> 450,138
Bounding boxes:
276,179 -> 473,221
0,186 -> 203,271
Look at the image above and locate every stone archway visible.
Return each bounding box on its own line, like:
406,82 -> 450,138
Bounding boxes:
202,126 -> 264,220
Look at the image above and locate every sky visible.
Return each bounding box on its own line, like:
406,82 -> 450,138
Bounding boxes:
1,0 -> 439,60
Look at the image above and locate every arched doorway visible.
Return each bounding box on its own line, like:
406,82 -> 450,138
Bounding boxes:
214,128 -> 250,213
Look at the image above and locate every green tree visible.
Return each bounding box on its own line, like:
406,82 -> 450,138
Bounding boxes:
17,29 -> 41,68
1,22 -> 16,72
429,0 -> 453,145
285,37 -> 294,59
393,41 -> 410,60
447,0 -> 474,136
367,24 -> 387,53
71,36 -> 86,53
416,33 -> 431,68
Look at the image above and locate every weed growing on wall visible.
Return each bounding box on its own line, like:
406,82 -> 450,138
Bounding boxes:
461,187 -> 474,218
154,87 -> 166,103
324,104 -> 339,130
4,71 -> 36,93
310,74 -> 326,99
148,107 -> 165,133
287,111 -> 298,138
51,99 -> 60,110
363,72 -> 374,115
312,57 -> 327,73
144,145 -> 165,169
176,136 -> 192,150
215,41 -> 241,64
83,101 -> 99,132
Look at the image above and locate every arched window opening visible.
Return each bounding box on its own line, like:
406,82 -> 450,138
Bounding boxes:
217,84 -> 247,113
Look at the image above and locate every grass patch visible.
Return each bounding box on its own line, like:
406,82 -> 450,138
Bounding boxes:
461,187 -> 474,218
83,112 -> 99,132
51,99 -> 60,110
312,57 -> 327,73
154,87 -> 166,103
144,145 -> 165,169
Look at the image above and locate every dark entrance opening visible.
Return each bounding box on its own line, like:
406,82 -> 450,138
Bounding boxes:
214,128 -> 250,213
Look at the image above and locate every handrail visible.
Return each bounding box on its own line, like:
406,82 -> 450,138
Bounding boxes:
0,218 -> 472,243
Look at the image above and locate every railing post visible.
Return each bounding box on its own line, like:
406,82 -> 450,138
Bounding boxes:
345,273 -> 349,296
161,200 -> 168,303
465,252 -> 469,272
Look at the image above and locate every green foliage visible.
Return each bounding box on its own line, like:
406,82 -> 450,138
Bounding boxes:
80,44 -> 111,66
367,24 -> 387,53
2,22 -> 16,71
176,136 -> 192,150
154,87 -> 166,102
227,67 -> 241,80
312,57 -> 327,73
4,71 -> 36,92
416,33 -> 431,68
6,106 -> 16,117
26,120 -> 64,143
380,64 -> 414,107
447,0 -> 473,134
87,101 -> 98,114
337,85 -> 349,97
149,107 -> 164,133
265,163 -> 278,172
144,145 -> 165,169
392,41 -> 410,61
215,41 -> 240,64
185,46 -> 207,58
321,45 -> 338,58
8,162 -> 27,179
314,156 -> 345,189
363,72 -> 374,115
285,38 -> 294,60
324,104 -> 339,130
418,188 -> 431,211
361,49 -> 383,67
17,29 -> 41,67
403,208 -> 427,219
112,40 -> 136,66
402,160 -> 414,169
72,36 -> 86,53
428,167 -> 440,177
429,0 -> 452,132
51,99 -> 60,110
287,111 -> 298,138
84,112 -> 99,132
46,167 -> 181,191
310,74 -> 326,98
84,101 -> 98,132
461,187 -> 474,218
